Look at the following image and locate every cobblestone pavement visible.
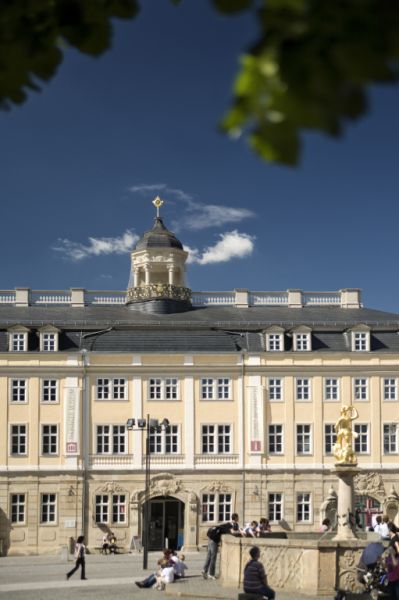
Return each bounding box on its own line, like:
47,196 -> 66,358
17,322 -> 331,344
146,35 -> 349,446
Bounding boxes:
0,552 -> 335,600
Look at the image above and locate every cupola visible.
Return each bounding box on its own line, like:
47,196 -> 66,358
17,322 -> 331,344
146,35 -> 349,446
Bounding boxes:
126,197 -> 192,313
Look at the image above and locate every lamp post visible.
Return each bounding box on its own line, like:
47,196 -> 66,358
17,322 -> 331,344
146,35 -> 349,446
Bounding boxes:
126,415 -> 169,569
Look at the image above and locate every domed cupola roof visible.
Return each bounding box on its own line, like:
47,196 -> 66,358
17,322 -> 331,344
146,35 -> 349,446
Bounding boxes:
135,217 -> 183,251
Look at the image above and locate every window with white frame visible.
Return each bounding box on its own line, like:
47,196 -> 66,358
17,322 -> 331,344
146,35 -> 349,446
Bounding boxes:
41,333 -> 58,352
201,492 -> 232,522
11,379 -> 27,403
324,378 -> 340,401
296,378 -> 311,401
201,424 -> 231,454
96,425 -> 127,454
294,333 -> 311,351
383,378 -> 398,401
200,377 -> 231,400
266,333 -> 284,352
41,425 -> 58,455
324,424 -> 337,455
354,423 -> 369,454
296,493 -> 311,522
268,424 -> 284,454
96,378 -> 127,400
10,424 -> 27,455
296,424 -> 312,455
95,494 -> 109,523
41,493 -> 57,523
268,378 -> 283,402
10,332 -> 27,352
11,493 -> 26,524
42,379 -> 58,403
149,377 -> 179,400
383,424 -> 399,454
352,331 -> 369,352
268,493 -> 283,523
354,378 -> 369,401
112,494 -> 127,523
149,425 -> 179,454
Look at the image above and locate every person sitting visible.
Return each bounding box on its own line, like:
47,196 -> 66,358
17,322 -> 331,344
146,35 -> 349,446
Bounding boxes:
101,534 -> 109,554
171,553 -> 188,578
320,518 -> 331,533
136,558 -> 163,588
243,546 -> 275,600
154,559 -> 175,590
257,518 -> 272,536
244,521 -> 258,537
108,533 -> 117,554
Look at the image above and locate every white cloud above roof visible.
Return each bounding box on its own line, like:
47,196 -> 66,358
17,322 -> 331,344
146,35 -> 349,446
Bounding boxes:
185,230 -> 255,265
53,230 -> 138,261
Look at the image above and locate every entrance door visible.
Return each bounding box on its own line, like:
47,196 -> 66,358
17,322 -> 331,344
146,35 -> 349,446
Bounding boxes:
355,495 -> 382,529
146,496 -> 184,550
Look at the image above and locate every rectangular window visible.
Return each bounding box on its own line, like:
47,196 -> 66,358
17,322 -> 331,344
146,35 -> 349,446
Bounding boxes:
149,425 -> 179,454
200,377 -> 232,400
268,493 -> 283,523
11,379 -> 27,403
149,377 -> 179,400
11,333 -> 26,352
296,493 -> 311,522
43,333 -> 56,352
324,424 -> 337,455
201,425 -> 231,454
267,334 -> 282,351
41,493 -> 56,523
218,493 -> 232,522
42,379 -> 58,403
202,494 -> 215,522
296,378 -> 311,401
97,378 -> 127,400
324,378 -> 339,401
354,332 -> 368,351
383,378 -> 397,401
354,424 -> 369,454
11,493 -> 25,524
296,424 -> 312,455
383,424 -> 399,454
295,333 -> 310,351
10,424 -> 27,455
41,425 -> 58,455
354,378 -> 368,401
268,424 -> 284,454
112,494 -> 126,524
96,425 -> 126,454
95,495 -> 109,523
268,378 -> 282,402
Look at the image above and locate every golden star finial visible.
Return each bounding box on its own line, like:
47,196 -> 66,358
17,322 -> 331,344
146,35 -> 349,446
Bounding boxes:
152,196 -> 164,217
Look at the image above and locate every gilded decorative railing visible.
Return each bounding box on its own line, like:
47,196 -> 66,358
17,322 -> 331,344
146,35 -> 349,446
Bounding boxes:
127,284 -> 192,303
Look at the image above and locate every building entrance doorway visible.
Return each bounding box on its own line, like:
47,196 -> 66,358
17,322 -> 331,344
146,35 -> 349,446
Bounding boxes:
355,495 -> 382,529
145,496 -> 184,550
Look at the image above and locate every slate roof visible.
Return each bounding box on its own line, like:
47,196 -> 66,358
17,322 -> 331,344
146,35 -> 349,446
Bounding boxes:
1,303 -> 399,353
134,217 -> 183,251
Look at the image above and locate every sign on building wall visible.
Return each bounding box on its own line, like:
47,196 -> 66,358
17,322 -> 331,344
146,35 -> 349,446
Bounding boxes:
64,387 -> 80,455
248,385 -> 264,453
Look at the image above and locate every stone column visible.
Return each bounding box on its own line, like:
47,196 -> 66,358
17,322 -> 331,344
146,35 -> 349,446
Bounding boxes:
332,465 -> 360,540
144,267 -> 150,285
168,267 -> 174,285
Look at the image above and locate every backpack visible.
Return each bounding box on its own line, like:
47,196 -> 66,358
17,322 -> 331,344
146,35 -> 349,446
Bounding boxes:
207,526 -> 222,543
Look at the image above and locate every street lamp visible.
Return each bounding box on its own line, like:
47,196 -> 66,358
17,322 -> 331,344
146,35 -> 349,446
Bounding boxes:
126,414 -> 170,569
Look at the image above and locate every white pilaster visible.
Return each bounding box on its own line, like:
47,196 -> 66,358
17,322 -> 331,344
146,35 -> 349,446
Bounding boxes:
184,376 -> 194,468
133,376 -> 143,468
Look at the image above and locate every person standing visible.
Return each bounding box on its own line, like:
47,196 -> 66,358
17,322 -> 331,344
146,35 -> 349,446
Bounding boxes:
243,546 -> 275,600
202,513 -> 242,580
66,535 -> 87,580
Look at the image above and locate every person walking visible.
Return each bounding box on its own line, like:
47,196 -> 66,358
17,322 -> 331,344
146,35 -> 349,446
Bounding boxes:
66,535 -> 87,580
243,545 -> 275,599
202,513 -> 243,580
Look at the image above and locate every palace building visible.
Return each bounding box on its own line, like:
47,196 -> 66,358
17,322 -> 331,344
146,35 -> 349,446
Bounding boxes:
1,202 -> 399,555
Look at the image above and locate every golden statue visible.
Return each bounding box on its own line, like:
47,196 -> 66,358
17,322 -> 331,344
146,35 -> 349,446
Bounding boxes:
333,405 -> 359,464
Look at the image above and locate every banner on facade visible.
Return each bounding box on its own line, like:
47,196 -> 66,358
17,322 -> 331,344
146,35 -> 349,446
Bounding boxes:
65,387 -> 80,455
247,385 -> 264,453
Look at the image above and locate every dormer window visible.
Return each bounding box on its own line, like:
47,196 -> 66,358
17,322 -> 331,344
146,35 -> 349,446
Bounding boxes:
350,326 -> 370,352
293,331 -> 311,351
8,326 -> 29,352
38,327 -> 60,352
265,328 -> 285,352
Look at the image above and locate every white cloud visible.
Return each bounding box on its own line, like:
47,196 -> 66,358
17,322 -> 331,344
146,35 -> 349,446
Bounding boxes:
184,230 -> 255,265
53,230 -> 139,261
175,202 -> 254,231
128,183 -> 167,194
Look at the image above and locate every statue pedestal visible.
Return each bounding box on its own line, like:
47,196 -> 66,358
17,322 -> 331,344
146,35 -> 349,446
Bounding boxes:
332,464 -> 360,540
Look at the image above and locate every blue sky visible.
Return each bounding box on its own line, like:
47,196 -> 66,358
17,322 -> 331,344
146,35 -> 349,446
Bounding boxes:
1,1 -> 399,312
